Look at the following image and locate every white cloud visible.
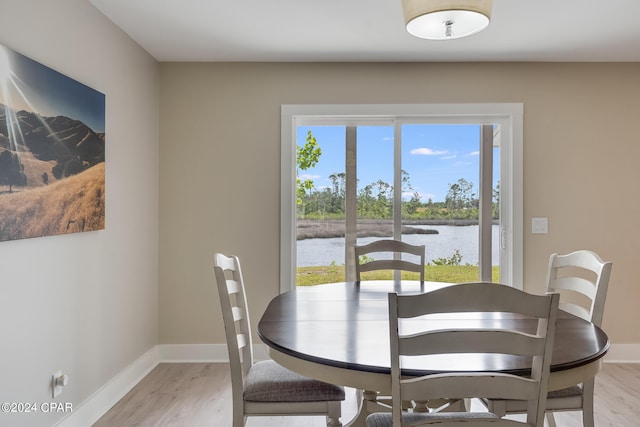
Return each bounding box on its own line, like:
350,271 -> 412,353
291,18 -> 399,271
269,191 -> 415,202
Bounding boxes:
441,154 -> 457,160
410,147 -> 448,156
469,151 -> 480,156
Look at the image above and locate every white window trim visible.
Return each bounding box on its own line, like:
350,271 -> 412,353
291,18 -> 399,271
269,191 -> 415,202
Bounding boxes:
281,104 -> 523,293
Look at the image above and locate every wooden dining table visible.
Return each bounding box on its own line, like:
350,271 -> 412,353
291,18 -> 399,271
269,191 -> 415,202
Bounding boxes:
257,280 -> 609,426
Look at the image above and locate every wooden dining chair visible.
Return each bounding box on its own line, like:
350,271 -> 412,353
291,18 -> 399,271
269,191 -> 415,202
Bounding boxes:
366,282 -> 560,427
213,253 -> 345,427
354,239 -> 425,281
354,239 -> 426,413
483,250 -> 612,427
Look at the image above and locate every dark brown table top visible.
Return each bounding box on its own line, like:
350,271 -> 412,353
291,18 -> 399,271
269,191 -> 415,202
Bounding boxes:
258,281 -> 609,378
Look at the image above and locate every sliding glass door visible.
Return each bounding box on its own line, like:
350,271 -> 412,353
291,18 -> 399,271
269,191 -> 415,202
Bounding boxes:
281,104 -> 522,292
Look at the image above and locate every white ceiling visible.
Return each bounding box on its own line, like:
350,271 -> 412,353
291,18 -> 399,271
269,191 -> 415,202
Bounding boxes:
90,0 -> 640,62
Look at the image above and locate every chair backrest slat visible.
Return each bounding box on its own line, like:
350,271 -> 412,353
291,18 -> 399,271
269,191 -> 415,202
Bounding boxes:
231,306 -> 243,322
552,276 -> 597,300
397,281 -> 553,318
226,279 -> 241,295
402,373 -> 540,401
399,329 -> 546,357
237,333 -> 247,350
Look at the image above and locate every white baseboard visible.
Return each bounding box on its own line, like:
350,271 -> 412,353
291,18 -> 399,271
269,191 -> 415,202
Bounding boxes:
55,346 -> 160,427
603,344 -> 640,363
54,342 -> 639,426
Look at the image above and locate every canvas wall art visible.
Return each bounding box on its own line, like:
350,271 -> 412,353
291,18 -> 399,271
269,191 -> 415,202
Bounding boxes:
0,43 -> 105,242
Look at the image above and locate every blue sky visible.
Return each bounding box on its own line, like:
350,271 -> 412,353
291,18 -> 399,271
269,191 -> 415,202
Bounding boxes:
297,124 -> 499,203
0,43 -> 105,133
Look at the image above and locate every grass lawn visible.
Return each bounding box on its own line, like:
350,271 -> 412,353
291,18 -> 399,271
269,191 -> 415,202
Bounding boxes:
296,265 -> 500,286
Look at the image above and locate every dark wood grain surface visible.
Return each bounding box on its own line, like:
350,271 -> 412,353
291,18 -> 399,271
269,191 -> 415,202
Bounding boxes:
258,281 -> 609,377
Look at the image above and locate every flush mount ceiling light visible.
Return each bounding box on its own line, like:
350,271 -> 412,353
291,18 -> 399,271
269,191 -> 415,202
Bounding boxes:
401,0 -> 493,40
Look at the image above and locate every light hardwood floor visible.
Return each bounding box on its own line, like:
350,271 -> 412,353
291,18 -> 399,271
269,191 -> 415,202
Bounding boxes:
93,363 -> 640,426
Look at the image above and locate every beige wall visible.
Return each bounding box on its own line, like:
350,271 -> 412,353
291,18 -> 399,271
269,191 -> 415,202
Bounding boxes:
0,1 -> 159,426
159,62 -> 640,348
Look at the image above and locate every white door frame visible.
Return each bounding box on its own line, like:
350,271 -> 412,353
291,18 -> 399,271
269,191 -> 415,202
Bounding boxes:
281,103 -> 523,293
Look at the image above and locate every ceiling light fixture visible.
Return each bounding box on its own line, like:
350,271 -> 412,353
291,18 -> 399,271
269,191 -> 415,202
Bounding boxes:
401,0 -> 493,40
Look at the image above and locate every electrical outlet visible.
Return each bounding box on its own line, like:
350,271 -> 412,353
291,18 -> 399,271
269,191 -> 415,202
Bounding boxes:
52,371 -> 69,398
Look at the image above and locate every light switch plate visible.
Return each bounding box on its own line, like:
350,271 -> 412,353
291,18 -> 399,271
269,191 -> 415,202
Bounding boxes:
532,217 -> 548,234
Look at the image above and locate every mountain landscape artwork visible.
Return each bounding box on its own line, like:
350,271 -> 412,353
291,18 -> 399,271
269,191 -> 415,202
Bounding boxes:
0,43 -> 105,242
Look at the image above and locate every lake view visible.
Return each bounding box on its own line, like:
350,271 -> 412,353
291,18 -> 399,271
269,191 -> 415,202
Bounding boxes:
297,224 -> 500,267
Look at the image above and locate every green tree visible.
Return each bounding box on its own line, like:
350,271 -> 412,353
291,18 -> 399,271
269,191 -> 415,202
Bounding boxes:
296,131 -> 322,215
493,181 -> 500,219
357,183 -> 375,217
403,191 -> 422,215
0,150 -> 27,192
328,172 -> 346,214
446,178 -> 475,210
401,170 -> 423,217
401,169 -> 413,193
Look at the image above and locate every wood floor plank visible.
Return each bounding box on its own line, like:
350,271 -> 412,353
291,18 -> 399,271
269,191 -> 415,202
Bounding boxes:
93,362 -> 639,426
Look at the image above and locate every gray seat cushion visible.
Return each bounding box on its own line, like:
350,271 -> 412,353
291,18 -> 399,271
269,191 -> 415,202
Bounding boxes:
244,360 -> 345,402
547,385 -> 583,398
366,411 -> 499,427
485,384 -> 584,411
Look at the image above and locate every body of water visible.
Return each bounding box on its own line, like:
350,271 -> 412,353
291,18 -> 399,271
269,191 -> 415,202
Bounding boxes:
297,224 -> 500,267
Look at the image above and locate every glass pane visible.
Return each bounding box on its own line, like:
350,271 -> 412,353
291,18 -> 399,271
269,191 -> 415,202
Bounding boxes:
400,124 -> 492,282
295,126 -> 347,286
353,126 -> 399,280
